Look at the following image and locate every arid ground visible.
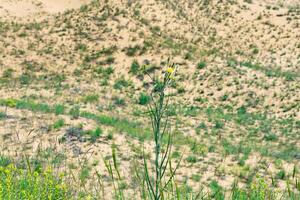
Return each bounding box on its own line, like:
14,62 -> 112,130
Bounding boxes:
0,0 -> 299,199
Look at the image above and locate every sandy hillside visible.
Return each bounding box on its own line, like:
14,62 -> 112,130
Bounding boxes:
0,0 -> 91,20
0,0 -> 299,199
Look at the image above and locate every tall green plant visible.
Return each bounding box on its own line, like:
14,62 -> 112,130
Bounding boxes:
143,61 -> 182,200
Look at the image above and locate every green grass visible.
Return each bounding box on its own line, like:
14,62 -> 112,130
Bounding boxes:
0,98 -> 203,148
197,61 -> 207,69
130,60 -> 140,74
0,153 -> 298,200
84,127 -> 103,142
54,104 -> 65,115
82,94 -> 99,104
52,119 -> 65,130
138,93 -> 151,105
1,98 -> 299,162
113,77 -> 132,90
0,112 -> 6,120
239,61 -> 299,81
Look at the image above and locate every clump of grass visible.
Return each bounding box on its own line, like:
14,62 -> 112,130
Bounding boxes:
19,73 -> 32,85
125,45 -> 141,56
74,43 -> 87,52
2,68 -> 14,78
113,77 -> 132,90
138,93 -> 151,105
186,155 -> 197,164
239,61 -> 298,81
197,61 -> 207,69
16,100 -> 51,113
130,59 -> 140,74
86,127 -> 103,142
95,66 -> 114,78
54,104 -> 65,115
0,155 -> 11,167
83,94 -> 99,104
52,119 -> 65,130
69,105 -> 80,119
113,96 -> 125,106
0,112 -> 6,120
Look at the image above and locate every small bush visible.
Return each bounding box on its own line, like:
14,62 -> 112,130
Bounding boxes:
2,68 -> 14,78
19,73 -> 32,85
129,60 -> 140,74
113,97 -> 125,106
264,133 -> 278,141
52,119 -> 65,130
86,127 -> 103,142
125,45 -> 141,56
69,106 -> 80,119
83,94 -> 99,104
186,155 -> 197,163
275,170 -> 286,180
113,77 -> 131,90
54,104 -> 65,115
0,112 -> 6,120
138,93 -> 151,105
0,155 -> 11,167
197,61 -> 207,69
184,52 -> 193,60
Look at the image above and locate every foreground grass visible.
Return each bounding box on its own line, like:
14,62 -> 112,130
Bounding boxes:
0,97 -> 299,199
0,162 -> 69,200
0,154 -> 299,200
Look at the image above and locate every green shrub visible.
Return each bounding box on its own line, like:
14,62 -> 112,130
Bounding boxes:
138,93 -> 150,105
129,60 -> 140,74
95,66 -> 114,78
264,133 -> 278,141
16,100 -> 51,113
209,180 -> 225,200
215,120 -> 225,129
186,155 -> 197,163
252,48 -> 259,54
74,43 -> 87,52
86,127 -> 103,142
0,155 -> 11,167
0,112 -> 6,120
52,119 -> 65,130
184,52 -> 193,60
69,106 -> 80,119
0,99 -> 17,107
2,68 -> 14,78
113,77 -> 131,90
125,45 -> 141,56
275,170 -> 286,180
54,104 -> 65,115
19,73 -> 31,85
83,94 -> 99,104
113,97 -> 125,106
197,61 -> 207,69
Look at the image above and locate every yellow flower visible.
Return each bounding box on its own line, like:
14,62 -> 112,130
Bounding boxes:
166,67 -> 174,74
33,171 -> 39,177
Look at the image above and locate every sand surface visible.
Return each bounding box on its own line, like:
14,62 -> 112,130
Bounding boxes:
0,0 -> 91,20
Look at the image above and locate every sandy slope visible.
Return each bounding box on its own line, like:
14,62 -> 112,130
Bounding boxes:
0,0 -> 91,20
0,0 -> 299,197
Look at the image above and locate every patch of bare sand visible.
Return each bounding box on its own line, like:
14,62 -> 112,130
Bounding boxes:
0,0 -> 92,21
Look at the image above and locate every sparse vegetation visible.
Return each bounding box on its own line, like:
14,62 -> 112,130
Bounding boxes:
0,0 -> 299,199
